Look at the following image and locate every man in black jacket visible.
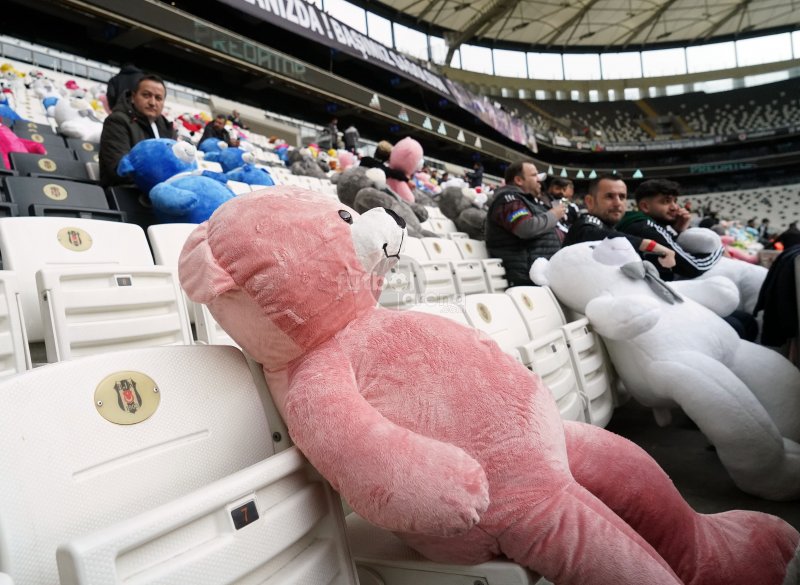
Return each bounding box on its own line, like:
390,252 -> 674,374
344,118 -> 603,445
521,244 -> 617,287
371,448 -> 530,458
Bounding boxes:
565,174 -> 675,270
105,63 -> 142,110
485,160 -> 565,286
616,179 -> 722,280
99,74 -> 173,187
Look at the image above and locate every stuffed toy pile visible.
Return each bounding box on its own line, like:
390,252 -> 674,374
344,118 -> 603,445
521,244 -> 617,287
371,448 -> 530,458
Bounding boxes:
438,185 -> 488,240
117,138 -> 235,223
333,165 -> 432,238
179,188 -> 799,585
53,93 -> 104,143
532,237 -> 800,501
198,139 -> 275,187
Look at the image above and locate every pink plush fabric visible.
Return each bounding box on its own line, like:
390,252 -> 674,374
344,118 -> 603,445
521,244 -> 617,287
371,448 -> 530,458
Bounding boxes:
179,188 -> 800,585
386,137 -> 422,203
0,124 -> 46,169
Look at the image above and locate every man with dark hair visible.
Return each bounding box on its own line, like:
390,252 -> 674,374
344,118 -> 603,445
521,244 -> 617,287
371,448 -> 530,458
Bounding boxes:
105,63 -> 143,110
99,74 -> 173,186
485,160 -> 565,286
564,174 -> 676,270
617,178 -> 723,279
547,177 -> 580,239
200,114 -> 232,145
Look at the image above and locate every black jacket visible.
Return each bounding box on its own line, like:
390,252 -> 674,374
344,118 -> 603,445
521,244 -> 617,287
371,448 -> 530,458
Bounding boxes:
485,185 -> 561,286
564,213 -> 643,249
753,244 -> 800,347
616,211 -> 722,280
99,92 -> 173,187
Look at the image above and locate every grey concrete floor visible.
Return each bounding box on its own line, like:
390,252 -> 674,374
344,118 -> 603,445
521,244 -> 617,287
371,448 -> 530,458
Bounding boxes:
606,400 -> 799,531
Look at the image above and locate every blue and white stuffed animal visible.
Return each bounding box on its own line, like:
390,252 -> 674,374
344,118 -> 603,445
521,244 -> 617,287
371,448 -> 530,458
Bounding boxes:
117,138 -> 236,224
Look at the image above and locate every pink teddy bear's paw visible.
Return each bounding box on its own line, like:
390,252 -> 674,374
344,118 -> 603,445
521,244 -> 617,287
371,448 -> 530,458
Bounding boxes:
354,443 -> 489,537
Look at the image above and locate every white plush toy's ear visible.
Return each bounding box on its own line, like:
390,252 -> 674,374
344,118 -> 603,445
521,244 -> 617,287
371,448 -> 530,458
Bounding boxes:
530,257 -> 550,286
178,223 -> 239,304
365,167 -> 386,188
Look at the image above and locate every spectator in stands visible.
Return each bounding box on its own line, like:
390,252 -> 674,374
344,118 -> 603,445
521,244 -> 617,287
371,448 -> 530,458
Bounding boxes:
758,218 -> 771,243
326,117 -> 339,149
698,210 -> 719,229
105,63 -> 143,110
343,124 -> 359,153
227,109 -> 248,129
200,114 -> 232,145
547,177 -> 580,240
485,160 -> 565,287
617,179 -> 723,280
99,74 -> 173,187
774,221 -> 800,250
466,161 -> 484,188
563,173 -> 676,270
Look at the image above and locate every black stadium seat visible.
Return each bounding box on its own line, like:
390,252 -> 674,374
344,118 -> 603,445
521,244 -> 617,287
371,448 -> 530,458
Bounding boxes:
73,148 -> 100,164
106,185 -> 157,232
65,138 -> 100,155
12,126 -> 66,149
8,153 -> 91,182
2,176 -> 122,220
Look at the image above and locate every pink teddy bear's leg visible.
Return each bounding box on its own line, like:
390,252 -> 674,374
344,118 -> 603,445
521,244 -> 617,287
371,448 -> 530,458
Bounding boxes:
563,421 -> 800,585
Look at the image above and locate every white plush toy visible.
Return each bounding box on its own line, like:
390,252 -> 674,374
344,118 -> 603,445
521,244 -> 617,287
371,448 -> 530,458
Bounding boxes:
53,93 -> 104,143
531,237 -> 800,501
676,227 -> 767,313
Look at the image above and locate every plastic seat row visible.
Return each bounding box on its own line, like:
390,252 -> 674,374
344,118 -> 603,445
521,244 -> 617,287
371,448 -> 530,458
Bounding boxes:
0,342 -> 552,585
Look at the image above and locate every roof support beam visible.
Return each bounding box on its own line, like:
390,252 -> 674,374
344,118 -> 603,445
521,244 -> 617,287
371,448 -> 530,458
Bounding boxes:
415,0 -> 447,22
540,0 -> 601,48
445,0 -> 519,65
613,0 -> 681,48
699,0 -> 753,40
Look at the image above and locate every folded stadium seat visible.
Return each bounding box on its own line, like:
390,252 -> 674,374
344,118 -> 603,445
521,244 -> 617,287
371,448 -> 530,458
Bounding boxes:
147,223 -> 236,345
463,293 -> 586,423
0,271 -> 31,379
3,176 -> 123,220
447,231 -> 468,239
36,265 -> 192,362
506,287 -> 615,428
452,237 -> 509,293
423,205 -> 445,220
421,216 -> 458,236
105,185 -> 157,233
402,236 -> 458,304
0,345 -> 360,585
12,124 -> 68,149
8,152 -> 92,182
226,179 -> 251,195
420,236 -> 488,296
72,147 -> 100,165
64,137 -> 99,156
85,161 -> 100,182
0,216 -> 154,342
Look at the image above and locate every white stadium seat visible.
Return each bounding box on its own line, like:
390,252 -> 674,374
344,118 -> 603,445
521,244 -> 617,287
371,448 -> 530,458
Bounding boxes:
0,217 -> 154,342
0,271 -> 30,379
37,265 -> 193,362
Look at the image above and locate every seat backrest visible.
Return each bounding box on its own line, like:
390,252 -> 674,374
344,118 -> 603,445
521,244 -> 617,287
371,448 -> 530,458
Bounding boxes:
147,223 -> 197,267
453,238 -> 489,260
506,286 -> 567,338
463,293 -> 529,360
0,216 -> 154,341
37,265 -> 193,361
3,176 -> 109,215
64,138 -> 99,155
8,152 -> 90,181
194,302 -> 240,348
0,270 -> 30,378
0,345 -> 277,585
427,217 -> 458,235
421,237 -> 462,261
401,236 -> 429,261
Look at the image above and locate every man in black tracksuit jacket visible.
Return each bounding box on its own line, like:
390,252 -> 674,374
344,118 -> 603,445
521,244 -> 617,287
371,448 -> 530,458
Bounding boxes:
616,179 -> 722,281
485,160 -> 565,286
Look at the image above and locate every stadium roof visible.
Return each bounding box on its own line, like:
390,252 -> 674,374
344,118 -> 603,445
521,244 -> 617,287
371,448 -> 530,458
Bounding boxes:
371,0 -> 799,59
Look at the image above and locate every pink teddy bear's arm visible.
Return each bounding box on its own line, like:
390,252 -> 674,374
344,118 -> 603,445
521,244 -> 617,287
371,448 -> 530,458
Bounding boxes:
284,342 -> 489,537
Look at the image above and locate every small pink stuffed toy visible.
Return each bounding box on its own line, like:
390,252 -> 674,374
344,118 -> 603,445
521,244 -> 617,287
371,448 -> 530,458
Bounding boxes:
179,188 -> 799,585
386,136 -> 422,203
0,124 -> 46,169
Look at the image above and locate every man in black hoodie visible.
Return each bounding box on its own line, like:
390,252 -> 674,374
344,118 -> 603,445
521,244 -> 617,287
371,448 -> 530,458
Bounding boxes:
105,63 -> 142,110
99,74 -> 174,187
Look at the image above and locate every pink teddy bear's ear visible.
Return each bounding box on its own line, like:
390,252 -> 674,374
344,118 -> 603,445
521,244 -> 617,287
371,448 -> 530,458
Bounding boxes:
178,222 -> 238,304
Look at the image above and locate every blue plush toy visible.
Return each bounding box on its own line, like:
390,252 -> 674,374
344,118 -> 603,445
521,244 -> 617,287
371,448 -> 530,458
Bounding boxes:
117,138 -> 236,224
199,140 -> 275,187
